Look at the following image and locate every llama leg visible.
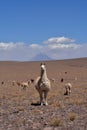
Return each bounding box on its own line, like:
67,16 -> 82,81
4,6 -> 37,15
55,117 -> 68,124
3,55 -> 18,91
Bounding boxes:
66,89 -> 69,95
40,92 -> 44,106
69,87 -> 71,95
23,85 -> 26,90
64,88 -> 68,95
66,88 -> 69,95
44,91 -> 48,106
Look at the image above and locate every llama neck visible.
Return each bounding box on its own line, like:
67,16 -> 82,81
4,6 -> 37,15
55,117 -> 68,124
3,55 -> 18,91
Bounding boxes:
41,69 -> 48,81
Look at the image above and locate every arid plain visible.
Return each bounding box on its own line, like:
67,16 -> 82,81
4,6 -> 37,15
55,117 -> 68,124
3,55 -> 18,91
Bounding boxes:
0,58 -> 87,130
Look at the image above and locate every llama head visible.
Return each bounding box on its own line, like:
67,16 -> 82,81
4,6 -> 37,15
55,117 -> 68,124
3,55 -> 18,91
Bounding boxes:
40,63 -> 46,71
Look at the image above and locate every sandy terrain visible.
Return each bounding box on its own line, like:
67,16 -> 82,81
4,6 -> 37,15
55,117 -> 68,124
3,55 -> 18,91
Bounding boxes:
0,58 -> 87,130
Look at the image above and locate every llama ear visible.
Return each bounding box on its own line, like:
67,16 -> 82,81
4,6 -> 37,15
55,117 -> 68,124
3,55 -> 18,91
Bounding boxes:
40,63 -> 42,66
44,63 -> 45,65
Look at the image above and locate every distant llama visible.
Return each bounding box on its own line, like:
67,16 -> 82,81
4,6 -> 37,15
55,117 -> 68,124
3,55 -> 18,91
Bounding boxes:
64,83 -> 72,95
17,80 -> 31,90
35,63 -> 51,106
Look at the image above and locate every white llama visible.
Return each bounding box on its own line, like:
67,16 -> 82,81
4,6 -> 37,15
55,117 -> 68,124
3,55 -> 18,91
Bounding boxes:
35,63 -> 51,106
64,83 -> 72,95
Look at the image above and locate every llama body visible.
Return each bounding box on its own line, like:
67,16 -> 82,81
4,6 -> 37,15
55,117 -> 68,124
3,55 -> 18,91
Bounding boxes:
35,63 -> 51,106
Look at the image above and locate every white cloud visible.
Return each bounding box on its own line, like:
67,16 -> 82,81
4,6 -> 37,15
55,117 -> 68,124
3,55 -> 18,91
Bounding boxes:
44,36 -> 75,44
0,42 -> 16,50
0,36 -> 87,61
29,44 -> 42,49
47,43 -> 81,50
44,36 -> 81,50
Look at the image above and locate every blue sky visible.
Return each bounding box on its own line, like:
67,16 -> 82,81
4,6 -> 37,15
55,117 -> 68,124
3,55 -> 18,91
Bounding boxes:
0,0 -> 87,61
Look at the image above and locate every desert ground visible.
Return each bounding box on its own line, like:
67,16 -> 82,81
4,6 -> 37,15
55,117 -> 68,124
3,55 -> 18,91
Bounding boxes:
0,58 -> 87,130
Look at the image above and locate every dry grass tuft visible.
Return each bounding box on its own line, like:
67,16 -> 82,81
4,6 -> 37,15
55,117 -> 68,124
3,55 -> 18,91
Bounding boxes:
2,95 -> 6,99
17,106 -> 25,111
49,117 -> 62,127
69,112 -> 77,121
31,110 -> 42,115
69,97 -> 85,105
73,98 -> 85,105
50,100 -> 65,109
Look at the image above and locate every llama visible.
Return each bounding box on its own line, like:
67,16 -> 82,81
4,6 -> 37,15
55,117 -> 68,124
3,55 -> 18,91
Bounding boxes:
50,78 -> 55,83
17,80 -> 31,90
17,81 -> 21,86
64,83 -> 72,95
12,80 -> 16,86
61,78 -> 64,83
1,81 -> 4,85
35,63 -> 51,106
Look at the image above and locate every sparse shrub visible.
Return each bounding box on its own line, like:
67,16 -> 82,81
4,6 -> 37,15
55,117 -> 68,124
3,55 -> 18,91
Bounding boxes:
74,98 -> 84,105
21,96 -> 26,101
31,110 -> 41,115
50,117 -> 62,127
22,118 -> 27,126
17,106 -> 25,111
50,101 -> 65,109
69,97 -> 85,105
2,95 -> 6,99
69,112 -> 77,121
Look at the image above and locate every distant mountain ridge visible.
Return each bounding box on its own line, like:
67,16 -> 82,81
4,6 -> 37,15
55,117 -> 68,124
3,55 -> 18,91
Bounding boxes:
31,53 -> 52,61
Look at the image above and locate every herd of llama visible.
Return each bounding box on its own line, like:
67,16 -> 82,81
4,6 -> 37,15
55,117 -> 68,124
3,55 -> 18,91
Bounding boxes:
1,62 -> 72,106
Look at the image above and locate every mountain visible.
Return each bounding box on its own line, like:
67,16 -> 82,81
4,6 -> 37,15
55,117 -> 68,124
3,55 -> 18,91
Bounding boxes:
31,53 -> 52,61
